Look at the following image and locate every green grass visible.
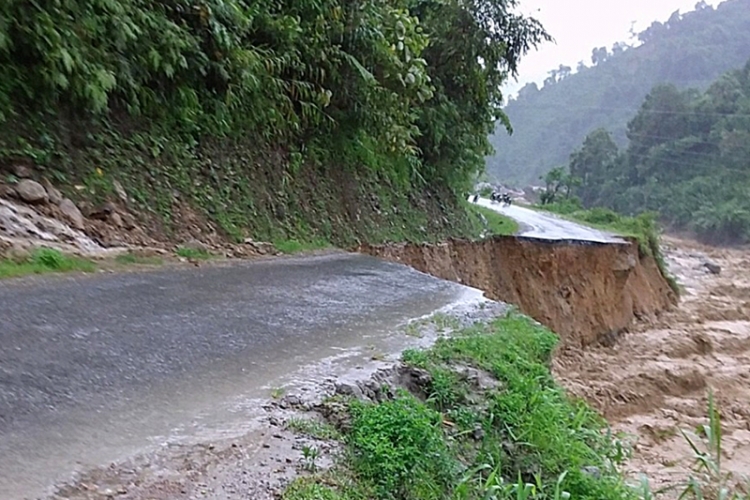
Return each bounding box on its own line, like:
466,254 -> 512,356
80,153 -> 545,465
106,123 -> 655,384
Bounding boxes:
114,252 -> 164,266
175,246 -> 213,260
0,247 -> 96,278
536,201 -> 680,295
286,418 -> 342,441
273,238 -> 331,254
282,312 -> 635,500
468,203 -> 519,236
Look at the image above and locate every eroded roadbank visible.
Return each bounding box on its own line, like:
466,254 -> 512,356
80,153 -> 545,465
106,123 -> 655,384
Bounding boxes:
554,236 -> 750,491
358,235 -> 677,347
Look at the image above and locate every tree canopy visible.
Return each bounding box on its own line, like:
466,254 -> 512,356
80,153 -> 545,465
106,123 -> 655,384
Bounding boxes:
486,0 -> 750,186
563,58 -> 750,244
0,0 -> 548,195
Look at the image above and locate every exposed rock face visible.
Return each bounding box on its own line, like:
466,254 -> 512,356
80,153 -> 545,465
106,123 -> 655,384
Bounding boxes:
357,236 -> 677,347
10,164 -> 33,178
43,179 -> 64,205
59,198 -> 86,230
0,198 -> 102,255
15,180 -> 48,204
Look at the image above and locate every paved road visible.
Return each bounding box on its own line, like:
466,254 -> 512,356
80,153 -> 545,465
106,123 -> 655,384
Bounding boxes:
0,253 -> 475,499
472,197 -> 626,243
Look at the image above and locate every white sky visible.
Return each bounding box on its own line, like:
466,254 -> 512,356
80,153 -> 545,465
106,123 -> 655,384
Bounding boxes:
504,0 -> 722,96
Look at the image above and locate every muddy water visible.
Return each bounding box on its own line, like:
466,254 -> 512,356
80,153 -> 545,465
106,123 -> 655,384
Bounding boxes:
554,236 -> 750,491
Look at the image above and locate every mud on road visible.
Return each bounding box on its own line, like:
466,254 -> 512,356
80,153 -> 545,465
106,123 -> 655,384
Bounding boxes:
554,236 -> 750,491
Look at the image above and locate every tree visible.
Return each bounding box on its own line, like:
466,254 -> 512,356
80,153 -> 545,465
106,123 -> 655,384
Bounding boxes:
569,128 -> 620,206
590,47 -> 608,66
539,167 -> 579,204
557,64 -> 572,79
557,55 -> 750,244
485,0 -> 750,186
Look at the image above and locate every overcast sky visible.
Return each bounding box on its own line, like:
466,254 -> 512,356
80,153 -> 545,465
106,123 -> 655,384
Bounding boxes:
504,0 -> 722,96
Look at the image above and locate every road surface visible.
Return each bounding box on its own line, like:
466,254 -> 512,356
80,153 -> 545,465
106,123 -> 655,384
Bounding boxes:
472,197 -> 626,244
0,253 -> 481,499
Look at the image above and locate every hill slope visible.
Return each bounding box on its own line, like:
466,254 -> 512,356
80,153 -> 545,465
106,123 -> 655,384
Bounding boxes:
486,0 -> 750,186
0,0 -> 547,251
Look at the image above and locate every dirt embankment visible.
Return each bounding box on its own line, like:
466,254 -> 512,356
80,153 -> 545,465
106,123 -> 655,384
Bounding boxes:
555,236 -> 750,490
358,236 -> 677,347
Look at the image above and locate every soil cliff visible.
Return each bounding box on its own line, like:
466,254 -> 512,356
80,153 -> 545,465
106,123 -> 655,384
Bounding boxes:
357,235 -> 677,347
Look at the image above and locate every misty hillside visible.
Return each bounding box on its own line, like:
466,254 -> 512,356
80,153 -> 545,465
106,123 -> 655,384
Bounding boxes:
487,0 -> 750,186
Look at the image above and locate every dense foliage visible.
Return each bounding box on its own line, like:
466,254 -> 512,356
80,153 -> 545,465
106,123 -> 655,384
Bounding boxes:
485,0 -> 750,186
0,0 -> 547,214
561,58 -> 750,245
284,313 -> 634,500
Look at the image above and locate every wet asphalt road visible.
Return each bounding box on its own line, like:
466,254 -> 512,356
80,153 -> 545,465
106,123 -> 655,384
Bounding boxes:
0,252 -> 469,498
472,197 -> 626,243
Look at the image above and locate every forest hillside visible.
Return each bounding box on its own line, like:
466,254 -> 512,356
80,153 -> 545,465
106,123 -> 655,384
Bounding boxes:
0,0 -> 546,249
486,0 -> 750,186
555,58 -> 750,244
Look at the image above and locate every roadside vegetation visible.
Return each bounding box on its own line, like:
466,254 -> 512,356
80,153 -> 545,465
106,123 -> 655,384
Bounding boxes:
114,252 -> 164,266
0,247 -> 95,278
174,246 -> 214,260
283,311 -> 748,500
0,0 -> 548,248
468,204 -> 519,237
534,199 -> 679,294
273,238 -> 331,255
283,312 -> 634,500
537,56 -> 750,246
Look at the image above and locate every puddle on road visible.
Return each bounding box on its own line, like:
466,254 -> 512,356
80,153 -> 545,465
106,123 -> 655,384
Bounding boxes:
1,284 -> 490,500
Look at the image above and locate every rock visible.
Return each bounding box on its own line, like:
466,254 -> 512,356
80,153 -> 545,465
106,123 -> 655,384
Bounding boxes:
243,238 -> 277,255
59,198 -> 86,230
5,246 -> 31,264
112,180 -> 128,203
703,260 -> 721,275
16,179 -> 48,204
120,212 -> 137,230
42,179 -> 64,205
11,164 -> 33,178
580,466 -> 601,480
109,212 -> 123,228
334,381 -> 364,399
471,425 -> 485,441
42,179 -> 63,205
182,239 -> 210,252
0,183 -> 16,199
88,201 -> 117,220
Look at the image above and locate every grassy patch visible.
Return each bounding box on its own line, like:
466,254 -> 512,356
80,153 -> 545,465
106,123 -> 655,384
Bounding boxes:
114,252 -> 164,266
286,418 -> 342,441
537,202 -> 680,295
283,312 -> 635,500
273,238 -> 331,254
0,247 -> 96,279
468,203 -> 519,236
175,246 -> 213,260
